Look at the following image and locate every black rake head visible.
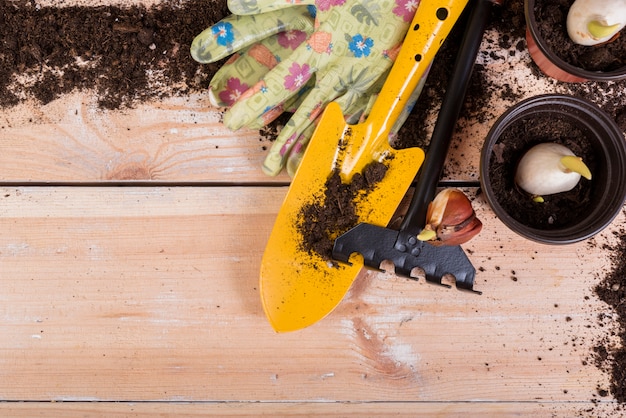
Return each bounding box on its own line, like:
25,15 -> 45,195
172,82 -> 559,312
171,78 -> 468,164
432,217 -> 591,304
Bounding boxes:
333,223 -> 481,294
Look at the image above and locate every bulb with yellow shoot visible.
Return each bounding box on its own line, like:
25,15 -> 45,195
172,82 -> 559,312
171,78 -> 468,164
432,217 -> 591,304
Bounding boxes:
515,142 -> 592,202
417,189 -> 482,247
567,0 -> 626,46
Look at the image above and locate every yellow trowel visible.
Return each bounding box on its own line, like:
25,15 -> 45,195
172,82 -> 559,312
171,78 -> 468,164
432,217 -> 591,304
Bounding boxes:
260,0 -> 472,332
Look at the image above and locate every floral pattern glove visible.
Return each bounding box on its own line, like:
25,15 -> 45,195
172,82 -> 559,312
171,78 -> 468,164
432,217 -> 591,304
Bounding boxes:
192,0 -> 421,176
191,5 -> 316,128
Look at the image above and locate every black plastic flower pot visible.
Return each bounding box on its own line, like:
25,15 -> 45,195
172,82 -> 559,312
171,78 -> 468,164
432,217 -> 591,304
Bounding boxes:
480,94 -> 626,244
525,0 -> 626,82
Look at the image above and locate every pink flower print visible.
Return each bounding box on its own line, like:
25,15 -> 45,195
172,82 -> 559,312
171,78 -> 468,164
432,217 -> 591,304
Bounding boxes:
315,0 -> 346,12
393,0 -> 420,22
280,133 -> 298,157
278,30 -> 308,50
292,137 -> 305,155
284,63 -> 312,91
218,77 -> 249,106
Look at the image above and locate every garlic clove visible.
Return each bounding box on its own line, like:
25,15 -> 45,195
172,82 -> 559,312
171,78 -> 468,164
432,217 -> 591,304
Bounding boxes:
417,188 -> 482,247
567,0 -> 626,46
515,142 -> 591,197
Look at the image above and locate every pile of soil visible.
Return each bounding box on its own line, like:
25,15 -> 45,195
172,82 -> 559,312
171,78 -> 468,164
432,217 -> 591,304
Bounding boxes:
297,162 -> 387,261
486,113 -> 596,229
0,0 -> 228,109
533,0 -> 626,72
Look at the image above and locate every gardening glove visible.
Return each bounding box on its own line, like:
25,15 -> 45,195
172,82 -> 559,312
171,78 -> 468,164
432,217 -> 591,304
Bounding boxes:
191,0 -> 422,176
191,6 -> 316,121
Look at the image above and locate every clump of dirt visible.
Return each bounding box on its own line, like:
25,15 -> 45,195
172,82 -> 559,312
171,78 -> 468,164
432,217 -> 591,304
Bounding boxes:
533,0 -> 626,72
0,0 -> 229,109
298,162 -> 387,261
592,225 -> 626,404
486,113 -> 596,229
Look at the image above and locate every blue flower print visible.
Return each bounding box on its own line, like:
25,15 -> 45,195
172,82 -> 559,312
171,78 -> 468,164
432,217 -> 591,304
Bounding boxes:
306,5 -> 317,18
212,22 -> 235,47
348,34 -> 373,58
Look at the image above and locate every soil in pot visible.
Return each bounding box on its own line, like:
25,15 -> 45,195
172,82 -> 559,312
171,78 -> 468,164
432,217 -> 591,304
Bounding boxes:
487,112 -> 597,229
533,0 -> 626,72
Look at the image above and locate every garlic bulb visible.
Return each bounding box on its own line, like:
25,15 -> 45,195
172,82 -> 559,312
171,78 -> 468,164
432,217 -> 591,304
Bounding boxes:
567,0 -> 626,46
515,142 -> 592,197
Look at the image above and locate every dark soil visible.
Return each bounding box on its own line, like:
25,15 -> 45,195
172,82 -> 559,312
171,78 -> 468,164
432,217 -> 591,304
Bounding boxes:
533,0 -> 626,72
592,225 -> 626,404
0,0 -> 229,109
487,113 -> 596,229
297,162 -> 387,261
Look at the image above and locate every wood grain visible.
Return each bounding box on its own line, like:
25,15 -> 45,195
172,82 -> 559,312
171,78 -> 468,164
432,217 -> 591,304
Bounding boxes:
0,401 -> 619,417
0,186 -> 621,416
0,94 -> 287,183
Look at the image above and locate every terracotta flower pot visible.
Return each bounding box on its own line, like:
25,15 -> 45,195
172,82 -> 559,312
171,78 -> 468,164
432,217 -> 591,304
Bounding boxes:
525,0 -> 626,82
480,94 -> 626,244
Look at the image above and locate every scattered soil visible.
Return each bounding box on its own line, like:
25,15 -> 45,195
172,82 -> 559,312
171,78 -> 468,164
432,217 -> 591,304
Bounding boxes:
297,162 -> 387,261
533,0 -> 626,72
592,225 -> 626,404
564,81 -> 626,130
487,113 -> 596,229
0,0 -> 229,109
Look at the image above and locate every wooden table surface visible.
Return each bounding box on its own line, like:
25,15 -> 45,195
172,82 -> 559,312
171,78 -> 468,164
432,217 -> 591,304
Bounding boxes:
1,1 -> 626,416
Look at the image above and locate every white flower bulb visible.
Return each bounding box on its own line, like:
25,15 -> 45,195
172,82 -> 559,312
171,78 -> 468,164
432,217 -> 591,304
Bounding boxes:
567,0 -> 626,46
515,142 -> 592,197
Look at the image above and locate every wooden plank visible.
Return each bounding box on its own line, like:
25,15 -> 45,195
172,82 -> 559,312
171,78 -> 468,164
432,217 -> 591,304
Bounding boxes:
0,401 -> 619,417
0,186 -> 620,408
0,94 -> 287,183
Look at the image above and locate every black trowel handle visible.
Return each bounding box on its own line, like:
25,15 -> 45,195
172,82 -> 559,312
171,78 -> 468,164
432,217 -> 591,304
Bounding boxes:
400,0 -> 503,237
